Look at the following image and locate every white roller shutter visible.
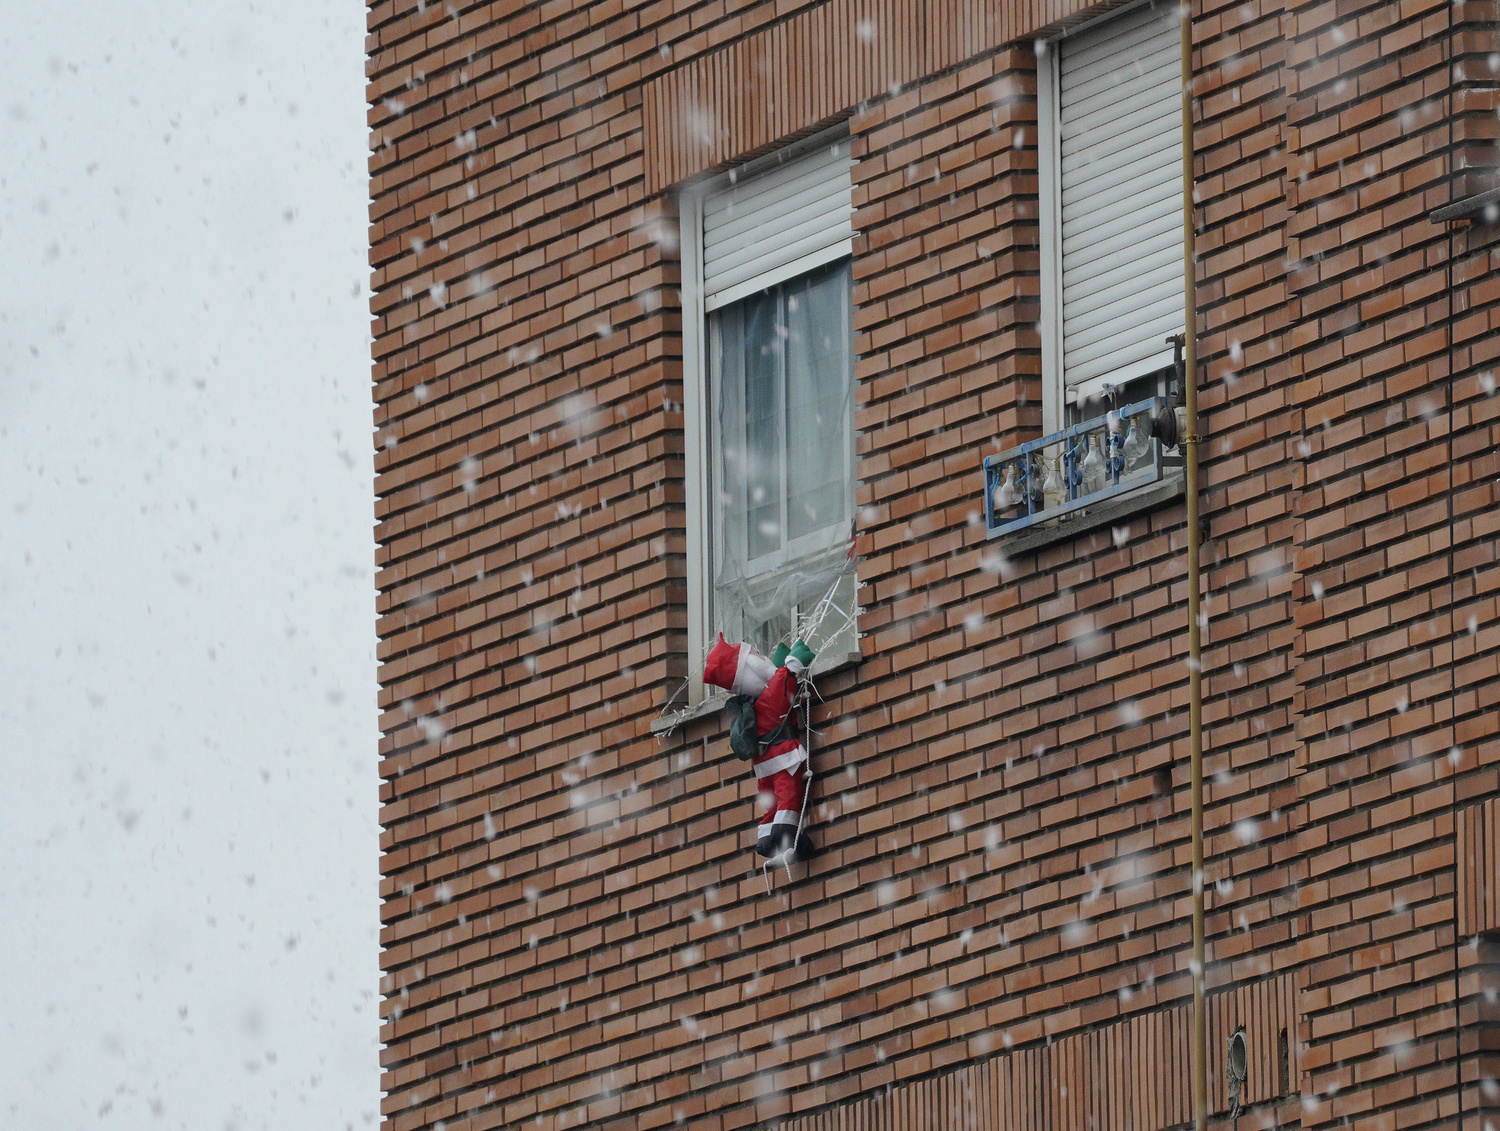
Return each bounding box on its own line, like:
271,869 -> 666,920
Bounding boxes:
1059,1 -> 1184,394
702,139 -> 853,312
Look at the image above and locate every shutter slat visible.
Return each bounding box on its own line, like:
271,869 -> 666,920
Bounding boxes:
702,140 -> 848,219
703,141 -> 852,304
1067,284 -> 1182,362
1066,249 -> 1182,323
1069,243 -> 1182,300
1063,1 -> 1178,69
1061,86 -> 1181,171
1066,324 -> 1180,388
1064,145 -> 1179,211
1064,214 -> 1181,288
1066,224 -> 1182,306
1062,26 -> 1176,94
1067,278 -> 1181,350
1063,189 -> 1179,269
1065,60 -> 1180,113
704,235 -> 853,311
1067,310 -> 1183,376
1058,0 -> 1183,392
703,187 -> 851,277
703,149 -> 850,243
1062,155 -> 1179,219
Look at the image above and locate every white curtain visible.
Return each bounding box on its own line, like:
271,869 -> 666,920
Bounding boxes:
710,259 -> 855,655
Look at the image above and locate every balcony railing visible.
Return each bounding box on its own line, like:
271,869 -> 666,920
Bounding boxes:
982,396 -> 1175,540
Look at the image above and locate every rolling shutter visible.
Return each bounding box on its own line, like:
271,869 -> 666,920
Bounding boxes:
702,139 -> 853,312
1059,2 -> 1184,395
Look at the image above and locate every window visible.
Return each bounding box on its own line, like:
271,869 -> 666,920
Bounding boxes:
681,133 -> 858,701
1037,0 -> 1186,432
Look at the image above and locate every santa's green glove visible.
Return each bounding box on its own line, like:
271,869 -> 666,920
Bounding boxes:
786,639 -> 815,673
770,642 -> 790,667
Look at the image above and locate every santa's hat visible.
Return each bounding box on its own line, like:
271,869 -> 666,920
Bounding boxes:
702,634 -> 775,697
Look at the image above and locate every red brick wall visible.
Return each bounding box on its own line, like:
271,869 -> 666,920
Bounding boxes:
367,0 -> 1500,1126
1270,0 -> 1499,1123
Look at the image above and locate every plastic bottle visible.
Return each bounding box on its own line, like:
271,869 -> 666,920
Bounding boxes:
1123,416 -> 1149,471
1042,456 -> 1066,511
993,464 -> 1021,512
1081,433 -> 1106,495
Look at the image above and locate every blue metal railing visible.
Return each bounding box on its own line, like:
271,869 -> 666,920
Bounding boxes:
982,397 -> 1170,540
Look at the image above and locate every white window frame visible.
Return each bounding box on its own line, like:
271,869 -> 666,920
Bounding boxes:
1037,0 -> 1186,435
680,128 -> 855,705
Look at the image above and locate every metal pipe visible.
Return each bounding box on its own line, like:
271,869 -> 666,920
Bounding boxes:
1441,5 -> 1463,1127
1180,2 -> 1208,1128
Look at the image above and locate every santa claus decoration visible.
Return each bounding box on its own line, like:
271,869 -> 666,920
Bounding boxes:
702,633 -> 819,864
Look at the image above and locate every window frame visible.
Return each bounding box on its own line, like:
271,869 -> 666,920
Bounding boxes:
1036,0 -> 1186,435
708,263 -> 855,582
679,128 -> 856,705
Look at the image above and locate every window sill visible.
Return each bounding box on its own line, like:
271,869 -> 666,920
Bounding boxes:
1430,185 -> 1500,225
650,648 -> 862,735
993,472 -> 1184,558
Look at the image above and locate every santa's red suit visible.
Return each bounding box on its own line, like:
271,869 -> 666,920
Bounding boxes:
702,635 -> 817,861
747,663 -> 809,856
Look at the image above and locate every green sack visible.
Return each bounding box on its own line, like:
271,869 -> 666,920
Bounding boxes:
727,695 -> 795,760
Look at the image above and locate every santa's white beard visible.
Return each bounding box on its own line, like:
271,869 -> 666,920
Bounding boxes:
730,646 -> 775,697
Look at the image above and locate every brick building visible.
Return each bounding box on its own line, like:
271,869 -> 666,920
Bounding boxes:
367,0 -> 1500,1125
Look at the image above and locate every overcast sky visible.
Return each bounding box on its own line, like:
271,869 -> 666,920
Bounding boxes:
0,3 -> 380,1127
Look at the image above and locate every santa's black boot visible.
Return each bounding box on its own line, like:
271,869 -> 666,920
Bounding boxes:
759,828 -> 794,859
793,832 -> 818,862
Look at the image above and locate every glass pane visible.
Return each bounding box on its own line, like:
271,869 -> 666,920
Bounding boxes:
749,610 -> 793,658
1065,366 -> 1163,426
740,290 -> 782,560
802,570 -> 858,659
712,304 -> 746,566
709,260 -> 856,665
784,261 -> 851,542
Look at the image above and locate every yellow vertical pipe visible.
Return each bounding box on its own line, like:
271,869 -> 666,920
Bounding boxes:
1181,0 -> 1208,1128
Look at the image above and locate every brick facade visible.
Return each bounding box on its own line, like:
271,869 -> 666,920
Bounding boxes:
367,0 -> 1500,1127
